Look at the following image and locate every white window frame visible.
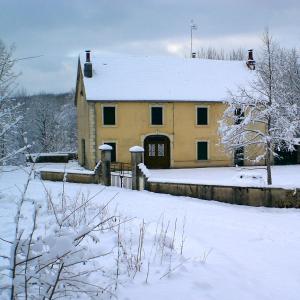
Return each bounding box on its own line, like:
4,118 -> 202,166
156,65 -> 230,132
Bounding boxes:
195,105 -> 209,126
149,104 -> 164,127
195,140 -> 209,161
101,104 -> 117,127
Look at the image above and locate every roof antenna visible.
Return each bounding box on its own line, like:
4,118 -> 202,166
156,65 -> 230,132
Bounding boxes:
190,19 -> 197,58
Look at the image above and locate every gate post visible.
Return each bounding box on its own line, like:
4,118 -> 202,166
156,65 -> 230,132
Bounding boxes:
130,146 -> 144,190
99,144 -> 112,186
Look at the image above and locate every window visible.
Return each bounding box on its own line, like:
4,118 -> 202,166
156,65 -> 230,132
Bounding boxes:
196,107 -> 208,125
234,147 -> 244,166
157,144 -> 164,156
105,142 -> 116,162
103,106 -> 116,125
197,141 -> 208,160
149,144 -> 156,156
234,108 -> 244,125
151,106 -> 163,125
81,139 -> 86,165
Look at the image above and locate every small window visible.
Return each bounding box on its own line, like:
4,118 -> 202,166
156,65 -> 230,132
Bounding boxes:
149,144 -> 156,156
151,107 -> 163,125
197,107 -> 208,125
103,106 -> 116,125
234,108 -> 244,125
81,139 -> 86,165
157,144 -> 164,157
197,141 -> 208,160
105,142 -> 116,162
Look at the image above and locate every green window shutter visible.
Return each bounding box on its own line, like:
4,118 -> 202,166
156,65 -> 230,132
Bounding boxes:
197,141 -> 208,160
103,107 -> 116,125
197,107 -> 208,125
151,107 -> 163,125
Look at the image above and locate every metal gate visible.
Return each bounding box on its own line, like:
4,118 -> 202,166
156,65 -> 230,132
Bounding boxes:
110,162 -> 132,189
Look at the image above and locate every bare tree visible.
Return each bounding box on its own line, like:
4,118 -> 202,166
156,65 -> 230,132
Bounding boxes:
20,92 -> 77,154
0,40 -> 27,164
197,47 -> 246,61
219,30 -> 300,185
0,40 -> 18,101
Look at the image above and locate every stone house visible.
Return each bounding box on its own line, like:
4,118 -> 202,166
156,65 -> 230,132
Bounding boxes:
75,50 -> 264,169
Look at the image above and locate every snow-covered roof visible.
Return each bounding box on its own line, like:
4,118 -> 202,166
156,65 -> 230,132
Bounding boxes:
81,55 -> 255,102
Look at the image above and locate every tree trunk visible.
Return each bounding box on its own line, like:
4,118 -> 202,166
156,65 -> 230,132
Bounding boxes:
266,144 -> 272,185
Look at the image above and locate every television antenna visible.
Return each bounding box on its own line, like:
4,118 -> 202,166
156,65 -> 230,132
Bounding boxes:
190,20 -> 197,58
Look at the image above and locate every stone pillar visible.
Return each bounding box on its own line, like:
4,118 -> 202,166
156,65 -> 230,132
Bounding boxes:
130,146 -> 144,190
99,144 -> 112,186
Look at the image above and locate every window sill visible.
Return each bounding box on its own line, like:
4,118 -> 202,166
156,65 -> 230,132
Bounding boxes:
149,124 -> 165,127
195,124 -> 209,127
102,124 -> 117,128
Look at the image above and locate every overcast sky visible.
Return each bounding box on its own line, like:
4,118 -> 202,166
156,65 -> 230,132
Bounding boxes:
1,0 -> 300,94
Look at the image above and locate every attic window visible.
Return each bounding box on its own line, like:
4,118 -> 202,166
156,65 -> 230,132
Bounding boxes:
103,106 -> 116,125
151,106 -> 163,125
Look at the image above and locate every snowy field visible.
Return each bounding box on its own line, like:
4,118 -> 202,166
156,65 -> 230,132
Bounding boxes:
1,165 -> 300,299
149,165 -> 300,188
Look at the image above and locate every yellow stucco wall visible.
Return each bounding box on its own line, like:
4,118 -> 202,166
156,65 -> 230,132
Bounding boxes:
93,101 -> 233,168
76,69 -> 96,169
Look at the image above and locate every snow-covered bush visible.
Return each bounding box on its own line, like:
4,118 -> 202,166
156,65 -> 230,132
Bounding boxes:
0,170 -> 187,299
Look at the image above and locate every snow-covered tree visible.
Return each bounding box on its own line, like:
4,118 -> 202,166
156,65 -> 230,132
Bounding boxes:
0,40 -> 27,165
55,100 -> 77,152
26,92 -> 77,153
219,31 -> 300,185
197,47 -> 246,61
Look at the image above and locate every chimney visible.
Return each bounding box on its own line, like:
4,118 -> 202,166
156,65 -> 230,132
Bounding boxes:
192,52 -> 196,58
84,50 -> 93,78
246,49 -> 255,70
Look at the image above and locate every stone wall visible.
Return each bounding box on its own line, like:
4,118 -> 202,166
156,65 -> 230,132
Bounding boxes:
146,181 -> 300,208
40,171 -> 100,184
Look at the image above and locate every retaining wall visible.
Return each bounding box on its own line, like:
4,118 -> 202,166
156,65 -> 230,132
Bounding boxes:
146,181 -> 300,208
40,171 -> 100,184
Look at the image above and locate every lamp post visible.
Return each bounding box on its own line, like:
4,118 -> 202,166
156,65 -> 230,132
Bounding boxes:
190,20 -> 197,58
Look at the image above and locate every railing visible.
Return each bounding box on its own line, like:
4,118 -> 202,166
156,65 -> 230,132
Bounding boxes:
110,162 -> 132,189
110,162 -> 131,174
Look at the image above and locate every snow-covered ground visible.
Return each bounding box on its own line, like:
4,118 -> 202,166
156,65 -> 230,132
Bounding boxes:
34,160 -> 94,174
1,165 -> 300,299
149,165 -> 300,188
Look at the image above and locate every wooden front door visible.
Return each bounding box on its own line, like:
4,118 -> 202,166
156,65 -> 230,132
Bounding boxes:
144,135 -> 170,169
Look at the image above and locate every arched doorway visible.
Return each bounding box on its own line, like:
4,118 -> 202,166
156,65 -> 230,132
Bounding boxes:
144,135 -> 170,169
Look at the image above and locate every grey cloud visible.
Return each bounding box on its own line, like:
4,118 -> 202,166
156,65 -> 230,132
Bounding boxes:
0,0 -> 299,93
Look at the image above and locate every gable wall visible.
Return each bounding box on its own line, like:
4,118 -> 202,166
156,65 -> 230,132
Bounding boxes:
76,71 -> 97,169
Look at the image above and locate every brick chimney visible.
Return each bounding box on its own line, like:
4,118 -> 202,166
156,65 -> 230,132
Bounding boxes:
246,49 -> 255,70
84,50 -> 93,78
